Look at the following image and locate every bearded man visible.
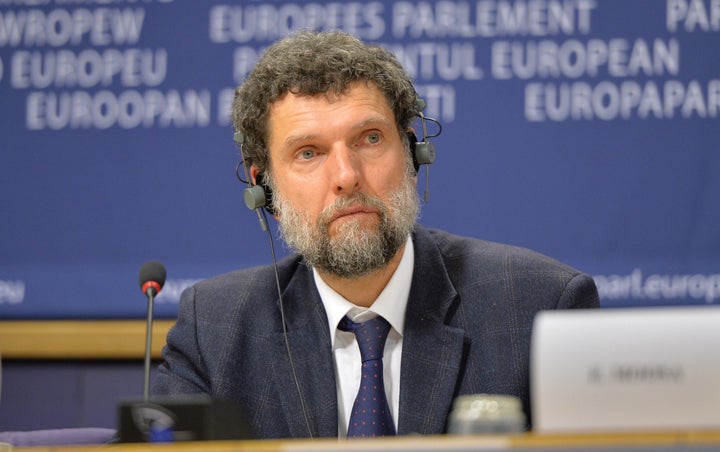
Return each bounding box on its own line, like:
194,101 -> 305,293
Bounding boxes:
152,30 -> 600,439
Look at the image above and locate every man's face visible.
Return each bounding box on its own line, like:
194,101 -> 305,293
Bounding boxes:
261,82 -> 419,278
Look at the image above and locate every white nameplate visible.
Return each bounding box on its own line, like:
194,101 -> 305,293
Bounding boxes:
531,306 -> 720,432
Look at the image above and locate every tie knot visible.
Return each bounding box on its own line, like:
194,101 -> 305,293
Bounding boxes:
338,315 -> 391,362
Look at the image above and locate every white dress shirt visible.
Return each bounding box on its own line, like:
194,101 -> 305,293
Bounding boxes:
313,235 -> 414,436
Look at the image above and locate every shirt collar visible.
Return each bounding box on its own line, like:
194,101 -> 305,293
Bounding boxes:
314,235 -> 414,347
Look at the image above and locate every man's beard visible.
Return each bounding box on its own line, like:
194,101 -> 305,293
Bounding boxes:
270,169 -> 419,279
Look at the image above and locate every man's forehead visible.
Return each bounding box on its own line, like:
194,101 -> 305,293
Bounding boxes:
266,83 -> 396,141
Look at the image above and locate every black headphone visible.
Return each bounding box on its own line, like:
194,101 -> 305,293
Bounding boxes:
234,98 -> 441,215
233,131 -> 275,214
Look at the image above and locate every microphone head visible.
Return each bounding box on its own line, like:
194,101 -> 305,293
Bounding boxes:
138,260 -> 167,295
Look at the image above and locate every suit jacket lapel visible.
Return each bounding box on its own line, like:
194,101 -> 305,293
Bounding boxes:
398,227 -> 466,435
269,264 -> 338,438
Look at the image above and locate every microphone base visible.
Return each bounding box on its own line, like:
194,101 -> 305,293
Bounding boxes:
117,395 -> 252,443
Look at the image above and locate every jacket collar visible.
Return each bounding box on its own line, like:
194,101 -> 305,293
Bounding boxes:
398,226 -> 465,434
269,262 -> 338,438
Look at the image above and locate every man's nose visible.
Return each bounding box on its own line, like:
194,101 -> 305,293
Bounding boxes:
329,144 -> 361,195
330,143 -> 362,195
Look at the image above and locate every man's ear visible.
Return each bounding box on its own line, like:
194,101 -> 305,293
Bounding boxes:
404,129 -> 419,175
249,165 -> 260,186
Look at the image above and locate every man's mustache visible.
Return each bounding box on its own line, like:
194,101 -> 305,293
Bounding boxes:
318,192 -> 387,227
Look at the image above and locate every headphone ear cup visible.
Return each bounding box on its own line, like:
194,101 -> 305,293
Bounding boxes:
413,140 -> 436,167
406,131 -> 436,172
247,173 -> 275,214
243,185 -> 267,211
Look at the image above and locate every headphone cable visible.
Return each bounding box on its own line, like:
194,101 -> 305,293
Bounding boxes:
260,207 -> 314,439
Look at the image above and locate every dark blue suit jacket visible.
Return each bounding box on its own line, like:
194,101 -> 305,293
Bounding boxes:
152,226 -> 599,438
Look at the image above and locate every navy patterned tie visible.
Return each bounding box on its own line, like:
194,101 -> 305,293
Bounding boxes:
338,315 -> 396,437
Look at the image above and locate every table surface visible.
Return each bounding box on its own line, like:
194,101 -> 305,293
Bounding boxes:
9,430 -> 720,452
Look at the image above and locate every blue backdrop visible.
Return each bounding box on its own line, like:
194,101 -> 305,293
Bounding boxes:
1,0 -> 718,319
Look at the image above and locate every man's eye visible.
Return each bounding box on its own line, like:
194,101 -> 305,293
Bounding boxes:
299,149 -> 315,160
367,132 -> 381,144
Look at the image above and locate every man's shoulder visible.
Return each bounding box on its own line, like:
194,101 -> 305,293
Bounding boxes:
416,226 -> 580,275
208,252 -> 302,278
188,253 -> 307,304
414,226 -> 599,310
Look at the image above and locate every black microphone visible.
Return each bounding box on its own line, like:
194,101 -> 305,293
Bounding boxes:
139,260 -> 166,297
138,260 -> 167,402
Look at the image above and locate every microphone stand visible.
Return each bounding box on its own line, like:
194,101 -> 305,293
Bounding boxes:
143,288 -> 156,402
121,262 -> 253,442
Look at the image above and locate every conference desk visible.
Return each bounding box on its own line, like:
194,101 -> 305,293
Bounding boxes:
4,322 -> 720,450
11,431 -> 720,452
